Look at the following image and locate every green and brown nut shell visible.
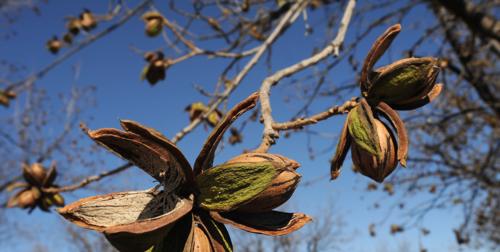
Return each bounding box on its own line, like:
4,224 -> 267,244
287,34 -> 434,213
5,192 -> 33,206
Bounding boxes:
367,57 -> 440,107
351,119 -> 398,183
196,161 -> 278,212
145,18 -> 163,37
225,153 -> 301,213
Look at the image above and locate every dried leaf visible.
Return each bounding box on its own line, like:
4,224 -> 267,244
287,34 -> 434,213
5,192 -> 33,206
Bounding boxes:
210,211 -> 311,236
196,162 -> 277,212
194,92 -> 258,175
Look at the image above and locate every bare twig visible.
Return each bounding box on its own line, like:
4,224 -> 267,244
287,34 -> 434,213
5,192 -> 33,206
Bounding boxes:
272,98 -> 358,130
43,162 -> 133,193
6,0 -> 153,93
256,0 -> 356,152
170,0 -> 309,143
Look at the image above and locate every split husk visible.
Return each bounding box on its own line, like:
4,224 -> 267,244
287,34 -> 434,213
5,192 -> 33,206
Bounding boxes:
360,24 -> 442,110
59,189 -> 194,252
60,92 -> 310,251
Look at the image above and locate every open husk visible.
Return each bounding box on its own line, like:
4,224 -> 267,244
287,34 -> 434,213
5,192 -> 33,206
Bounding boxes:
59,189 -> 193,252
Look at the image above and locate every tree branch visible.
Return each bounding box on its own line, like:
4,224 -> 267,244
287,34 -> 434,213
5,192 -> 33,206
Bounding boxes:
256,0 -> 356,153
6,0 -> 153,93
43,162 -> 133,193
170,0 -> 309,143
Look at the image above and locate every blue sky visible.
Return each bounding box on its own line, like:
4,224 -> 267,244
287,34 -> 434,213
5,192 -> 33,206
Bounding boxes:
0,1 -> 482,251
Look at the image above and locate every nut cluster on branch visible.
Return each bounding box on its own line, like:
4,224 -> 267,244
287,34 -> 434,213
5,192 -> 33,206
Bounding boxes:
7,162 -> 65,212
58,93 -> 311,252
330,24 -> 442,183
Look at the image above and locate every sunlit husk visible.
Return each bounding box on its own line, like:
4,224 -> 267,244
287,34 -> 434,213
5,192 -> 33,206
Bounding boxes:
58,189 -> 193,252
351,120 -> 397,182
196,161 -> 277,212
193,92 -> 259,175
225,153 -> 301,213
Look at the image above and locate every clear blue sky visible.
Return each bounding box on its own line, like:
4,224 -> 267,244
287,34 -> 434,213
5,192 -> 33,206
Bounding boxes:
0,1 -> 482,251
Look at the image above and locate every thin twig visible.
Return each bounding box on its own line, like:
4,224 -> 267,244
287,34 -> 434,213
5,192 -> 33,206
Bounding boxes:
256,0 -> 356,152
272,98 -> 358,130
6,0 -> 153,93
43,162 -> 133,193
170,0 -> 309,143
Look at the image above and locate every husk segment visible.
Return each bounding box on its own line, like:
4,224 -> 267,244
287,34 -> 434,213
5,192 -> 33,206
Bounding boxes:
390,83 -> 443,110
360,24 -> 401,94
198,211 -> 233,252
152,212 -> 233,252
196,162 -> 277,212
151,213 -> 194,252
87,121 -> 194,188
58,189 -> 193,252
351,120 -> 398,183
347,100 -> 382,157
194,92 -> 259,175
330,118 -> 351,180
223,153 -> 301,213
210,211 -> 312,236
234,168 -> 300,213
376,102 -> 408,166
43,163 -> 58,187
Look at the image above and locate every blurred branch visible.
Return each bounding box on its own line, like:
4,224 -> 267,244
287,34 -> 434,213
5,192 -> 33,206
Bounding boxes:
5,0 -> 153,93
43,162 -> 133,193
434,0 -> 500,41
